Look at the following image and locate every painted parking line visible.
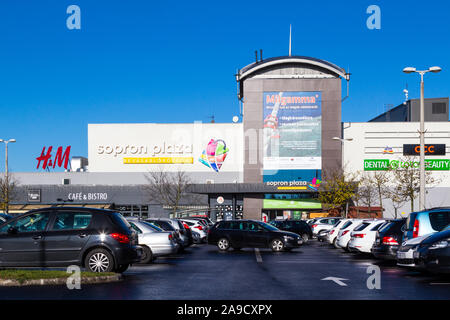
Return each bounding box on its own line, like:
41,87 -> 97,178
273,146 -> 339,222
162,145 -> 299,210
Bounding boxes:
255,248 -> 263,263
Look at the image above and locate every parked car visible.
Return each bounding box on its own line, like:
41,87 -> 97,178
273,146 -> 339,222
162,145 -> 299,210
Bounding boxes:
191,229 -> 201,243
0,207 -> 142,273
173,219 -> 194,246
335,219 -> 363,251
268,220 -> 313,243
317,229 -> 330,242
348,219 -> 387,254
126,218 -> 179,263
327,219 -> 352,246
413,225 -> 450,274
146,218 -> 190,249
181,218 -> 207,243
311,217 -> 342,237
397,234 -> 432,267
188,216 -> 214,227
371,218 -> 406,260
403,208 -> 450,241
208,220 -> 303,252
307,218 -> 321,226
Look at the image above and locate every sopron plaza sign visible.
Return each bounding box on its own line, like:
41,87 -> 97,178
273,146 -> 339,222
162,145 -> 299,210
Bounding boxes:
364,159 -> 450,171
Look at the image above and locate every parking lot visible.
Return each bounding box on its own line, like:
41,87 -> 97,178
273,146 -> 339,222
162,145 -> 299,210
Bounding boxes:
1,240 -> 449,300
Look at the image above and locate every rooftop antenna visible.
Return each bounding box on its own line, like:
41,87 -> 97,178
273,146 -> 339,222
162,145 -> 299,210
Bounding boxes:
289,24 -> 292,56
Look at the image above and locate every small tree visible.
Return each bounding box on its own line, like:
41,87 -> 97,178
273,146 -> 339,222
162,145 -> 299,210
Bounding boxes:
318,167 -> 360,217
0,174 -> 18,214
144,168 -> 201,217
357,172 -> 379,213
372,170 -> 390,212
389,157 -> 440,212
384,183 -> 407,219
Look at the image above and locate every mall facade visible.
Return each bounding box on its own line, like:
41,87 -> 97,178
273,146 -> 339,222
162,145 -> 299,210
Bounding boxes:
5,55 -> 450,220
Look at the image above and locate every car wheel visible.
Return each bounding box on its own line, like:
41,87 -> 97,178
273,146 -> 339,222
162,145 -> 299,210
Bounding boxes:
140,246 -> 153,264
85,248 -> 115,273
115,264 -> 129,273
217,238 -> 230,251
302,234 -> 309,243
333,238 -> 339,248
271,239 -> 284,252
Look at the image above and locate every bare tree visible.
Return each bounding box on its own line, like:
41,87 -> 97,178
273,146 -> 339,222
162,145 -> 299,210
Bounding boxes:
389,157 -> 440,212
144,168 -> 202,217
383,182 -> 407,219
358,172 -> 379,212
372,171 -> 390,212
0,174 -> 18,214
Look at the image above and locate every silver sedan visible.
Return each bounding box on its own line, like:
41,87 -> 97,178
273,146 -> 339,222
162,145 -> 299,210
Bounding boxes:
127,219 -> 180,263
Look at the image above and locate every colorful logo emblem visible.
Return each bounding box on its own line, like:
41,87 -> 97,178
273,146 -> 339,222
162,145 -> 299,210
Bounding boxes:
383,146 -> 394,154
308,177 -> 322,191
199,139 -> 229,172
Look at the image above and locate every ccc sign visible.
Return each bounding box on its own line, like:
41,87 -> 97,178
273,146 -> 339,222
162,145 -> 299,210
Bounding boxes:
403,144 -> 446,156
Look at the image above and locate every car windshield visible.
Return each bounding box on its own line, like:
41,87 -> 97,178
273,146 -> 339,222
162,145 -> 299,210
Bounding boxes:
260,222 -> 279,231
146,220 -> 174,231
378,221 -> 394,233
370,222 -> 385,231
354,222 -> 370,231
333,220 -> 343,227
142,221 -> 163,232
110,212 -> 132,230
429,211 -> 450,231
341,221 -> 352,229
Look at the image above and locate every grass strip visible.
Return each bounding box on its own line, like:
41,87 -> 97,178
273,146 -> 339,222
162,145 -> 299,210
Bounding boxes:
0,269 -> 116,284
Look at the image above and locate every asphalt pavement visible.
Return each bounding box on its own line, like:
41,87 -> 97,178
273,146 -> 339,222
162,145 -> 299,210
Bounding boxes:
0,240 -> 449,300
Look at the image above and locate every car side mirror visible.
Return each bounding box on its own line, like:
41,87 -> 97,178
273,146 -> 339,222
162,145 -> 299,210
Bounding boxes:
7,227 -> 18,235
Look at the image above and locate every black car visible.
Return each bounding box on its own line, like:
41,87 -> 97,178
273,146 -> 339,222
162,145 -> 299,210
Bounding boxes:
0,213 -> 13,224
371,218 -> 406,260
414,227 -> 450,274
0,207 -> 142,273
207,219 -> 303,252
268,220 -> 313,242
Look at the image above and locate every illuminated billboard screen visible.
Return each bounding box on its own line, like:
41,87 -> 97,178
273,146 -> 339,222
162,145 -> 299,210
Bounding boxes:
263,91 -> 322,177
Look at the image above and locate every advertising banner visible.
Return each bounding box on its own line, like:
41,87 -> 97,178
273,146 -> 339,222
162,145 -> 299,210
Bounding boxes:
364,159 -> 450,171
263,91 -> 322,171
263,198 -> 322,209
88,123 -> 242,173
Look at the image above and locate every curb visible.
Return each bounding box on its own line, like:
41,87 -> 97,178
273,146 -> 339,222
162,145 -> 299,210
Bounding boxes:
0,274 -> 123,287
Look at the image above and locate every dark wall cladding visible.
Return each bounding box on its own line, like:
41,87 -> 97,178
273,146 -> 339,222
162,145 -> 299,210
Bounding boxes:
243,77 -> 342,184
12,185 -> 208,215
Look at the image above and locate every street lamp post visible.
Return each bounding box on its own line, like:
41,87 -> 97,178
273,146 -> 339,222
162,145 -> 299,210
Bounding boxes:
332,137 -> 353,218
332,136 -> 353,169
0,138 -> 16,214
403,66 -> 442,211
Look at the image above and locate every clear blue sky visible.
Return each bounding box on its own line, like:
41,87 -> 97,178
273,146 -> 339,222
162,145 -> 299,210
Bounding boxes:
0,0 -> 449,172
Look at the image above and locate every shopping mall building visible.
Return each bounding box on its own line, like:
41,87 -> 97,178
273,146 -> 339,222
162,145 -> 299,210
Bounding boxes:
4,55 -> 450,221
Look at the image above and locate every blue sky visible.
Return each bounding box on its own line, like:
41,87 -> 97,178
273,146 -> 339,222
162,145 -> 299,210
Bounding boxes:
0,0 -> 449,172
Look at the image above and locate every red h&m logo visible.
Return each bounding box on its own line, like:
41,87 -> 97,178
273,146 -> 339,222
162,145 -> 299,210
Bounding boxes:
36,146 -> 71,170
